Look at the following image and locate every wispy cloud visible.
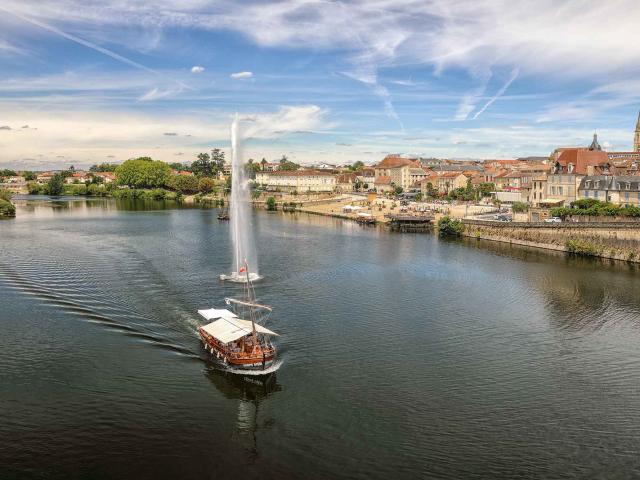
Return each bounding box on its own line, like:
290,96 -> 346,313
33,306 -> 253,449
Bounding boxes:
473,68 -> 519,119
230,71 -> 253,79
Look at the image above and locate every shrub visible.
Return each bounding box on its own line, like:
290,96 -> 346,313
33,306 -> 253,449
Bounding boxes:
437,216 -> 464,236
0,198 -> 15,217
0,188 -> 12,201
27,181 -> 42,195
566,239 -> 601,257
167,174 -> 199,194
266,196 -> 277,211
64,184 -> 87,196
198,177 -> 217,194
512,202 -> 528,213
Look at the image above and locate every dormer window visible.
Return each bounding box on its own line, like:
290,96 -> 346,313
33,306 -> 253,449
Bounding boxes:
594,181 -> 600,189
627,182 -> 632,190
568,163 -> 574,173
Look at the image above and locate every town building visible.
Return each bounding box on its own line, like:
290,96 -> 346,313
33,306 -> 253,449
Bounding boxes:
578,175 -> 640,205
336,173 -> 358,192
255,170 -> 336,192
356,167 -> 375,188
64,172 -> 91,184
373,155 -> 423,191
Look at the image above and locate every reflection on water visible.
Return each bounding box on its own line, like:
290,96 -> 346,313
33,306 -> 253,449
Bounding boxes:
205,368 -> 281,458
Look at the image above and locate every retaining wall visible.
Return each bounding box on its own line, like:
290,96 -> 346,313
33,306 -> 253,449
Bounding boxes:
462,220 -> 640,262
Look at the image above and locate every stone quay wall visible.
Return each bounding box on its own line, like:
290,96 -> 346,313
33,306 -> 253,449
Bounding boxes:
462,220 -> 640,262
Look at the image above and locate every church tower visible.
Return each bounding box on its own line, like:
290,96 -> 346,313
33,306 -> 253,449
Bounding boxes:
635,111 -> 640,152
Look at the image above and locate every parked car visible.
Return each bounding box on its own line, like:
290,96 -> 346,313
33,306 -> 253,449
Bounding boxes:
544,217 -> 562,223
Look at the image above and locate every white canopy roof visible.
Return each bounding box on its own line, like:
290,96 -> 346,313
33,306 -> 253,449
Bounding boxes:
201,317 -> 278,344
198,308 -> 238,321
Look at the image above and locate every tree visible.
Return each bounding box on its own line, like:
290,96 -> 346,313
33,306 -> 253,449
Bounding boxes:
90,163 -> 120,172
245,159 -> 261,178
198,177 -> 217,194
167,174 -> 199,194
415,192 -> 423,202
211,149 -> 226,174
191,152 -> 213,177
348,160 -> 365,172
168,162 -> 191,172
437,216 -> 464,236
0,169 -> 17,177
22,171 -> 36,181
46,173 -> 65,196
266,196 -> 277,211
0,188 -> 12,201
478,182 -> 495,197
394,186 -> 404,196
512,202 -> 528,213
425,182 -> 437,198
115,157 -> 171,188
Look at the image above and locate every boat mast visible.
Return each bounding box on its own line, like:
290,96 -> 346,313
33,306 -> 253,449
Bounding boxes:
244,259 -> 258,344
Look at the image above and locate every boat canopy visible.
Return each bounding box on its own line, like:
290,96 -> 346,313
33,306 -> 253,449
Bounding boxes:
198,308 -> 238,321
201,317 -> 278,344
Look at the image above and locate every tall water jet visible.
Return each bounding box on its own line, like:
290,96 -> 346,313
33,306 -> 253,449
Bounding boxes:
220,115 -> 261,282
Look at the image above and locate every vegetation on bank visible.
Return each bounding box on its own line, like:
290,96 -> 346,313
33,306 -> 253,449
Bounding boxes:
551,199 -> 640,219
0,189 -> 16,217
266,196 -> 277,211
437,216 -> 464,236
565,239 -> 602,257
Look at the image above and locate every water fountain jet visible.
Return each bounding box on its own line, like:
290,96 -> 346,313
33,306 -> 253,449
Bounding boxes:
220,115 -> 261,283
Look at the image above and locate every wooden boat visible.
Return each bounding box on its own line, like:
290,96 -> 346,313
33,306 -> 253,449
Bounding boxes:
198,263 -> 278,371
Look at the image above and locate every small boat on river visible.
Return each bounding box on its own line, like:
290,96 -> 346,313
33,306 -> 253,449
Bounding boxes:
198,263 -> 278,371
217,209 -> 230,220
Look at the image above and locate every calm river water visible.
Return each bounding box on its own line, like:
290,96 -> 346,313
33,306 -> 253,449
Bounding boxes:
3,197 -> 640,479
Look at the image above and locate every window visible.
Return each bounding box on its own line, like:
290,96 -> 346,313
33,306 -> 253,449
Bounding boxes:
585,190 -> 589,198
594,191 -> 599,199
558,186 -> 563,195
625,191 -> 630,201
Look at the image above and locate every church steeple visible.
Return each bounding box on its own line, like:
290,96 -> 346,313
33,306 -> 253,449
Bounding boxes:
634,110 -> 640,152
589,132 -> 602,151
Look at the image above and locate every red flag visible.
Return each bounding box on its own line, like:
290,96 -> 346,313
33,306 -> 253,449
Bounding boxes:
239,267 -> 246,273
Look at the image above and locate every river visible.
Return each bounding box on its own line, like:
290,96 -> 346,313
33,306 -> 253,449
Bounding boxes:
2,196 -> 640,479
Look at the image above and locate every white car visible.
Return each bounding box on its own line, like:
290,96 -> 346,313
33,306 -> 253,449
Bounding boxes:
544,217 -> 562,223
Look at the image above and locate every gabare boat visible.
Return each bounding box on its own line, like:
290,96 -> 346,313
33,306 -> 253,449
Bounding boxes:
198,264 -> 278,371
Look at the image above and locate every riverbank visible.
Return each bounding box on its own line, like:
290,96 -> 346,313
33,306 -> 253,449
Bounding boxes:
463,219 -> 640,263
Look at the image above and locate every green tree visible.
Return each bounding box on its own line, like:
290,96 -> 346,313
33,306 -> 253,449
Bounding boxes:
115,158 -> 171,188
46,173 -> 65,196
167,174 -> 199,194
348,160 -> 365,172
22,171 -> 36,181
26,181 -> 41,194
0,169 -> 17,177
415,192 -> 423,202
512,202 -> 528,213
211,149 -> 226,174
0,188 -> 12,201
89,162 -> 120,172
394,186 -> 404,196
437,216 -> 464,236
278,155 -> 300,171
425,182 -> 437,198
244,159 -> 261,177
266,196 -> 277,211
191,153 -> 212,177
478,182 -> 495,197
198,177 -> 217,194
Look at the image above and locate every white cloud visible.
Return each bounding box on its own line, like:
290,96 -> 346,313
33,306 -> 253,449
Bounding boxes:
191,65 -> 205,73
230,71 -> 253,79
473,68 -> 519,119
138,85 -> 184,102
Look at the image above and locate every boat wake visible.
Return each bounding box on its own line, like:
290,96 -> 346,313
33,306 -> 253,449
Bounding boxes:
223,359 -> 284,376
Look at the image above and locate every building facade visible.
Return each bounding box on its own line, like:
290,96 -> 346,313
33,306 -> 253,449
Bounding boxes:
578,175 -> 640,206
255,170 -> 336,192
635,111 -> 640,152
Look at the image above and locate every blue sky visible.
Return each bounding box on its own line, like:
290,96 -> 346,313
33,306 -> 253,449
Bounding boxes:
1,0 -> 639,169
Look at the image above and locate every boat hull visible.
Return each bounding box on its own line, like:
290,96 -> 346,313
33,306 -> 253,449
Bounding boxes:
198,327 -> 276,370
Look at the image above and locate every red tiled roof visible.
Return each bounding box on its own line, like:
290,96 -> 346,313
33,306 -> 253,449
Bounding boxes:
375,175 -> 392,185
259,170 -> 334,177
375,155 -> 420,169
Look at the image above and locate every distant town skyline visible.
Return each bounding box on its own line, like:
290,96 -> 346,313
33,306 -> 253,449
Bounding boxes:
1,1 -> 640,169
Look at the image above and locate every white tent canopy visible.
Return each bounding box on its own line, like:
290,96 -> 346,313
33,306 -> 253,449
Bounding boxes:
198,308 -> 238,321
201,317 -> 278,344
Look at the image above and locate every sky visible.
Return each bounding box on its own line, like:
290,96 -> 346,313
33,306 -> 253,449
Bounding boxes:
1,0 -> 640,170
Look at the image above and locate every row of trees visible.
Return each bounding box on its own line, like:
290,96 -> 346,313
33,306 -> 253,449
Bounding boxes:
0,169 -> 37,181
551,198 -> 640,219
